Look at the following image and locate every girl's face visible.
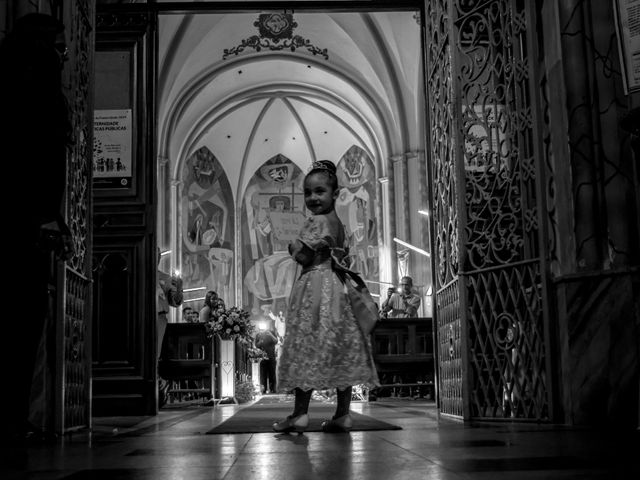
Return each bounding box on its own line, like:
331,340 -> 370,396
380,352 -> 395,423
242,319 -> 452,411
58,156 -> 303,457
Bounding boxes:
304,173 -> 338,215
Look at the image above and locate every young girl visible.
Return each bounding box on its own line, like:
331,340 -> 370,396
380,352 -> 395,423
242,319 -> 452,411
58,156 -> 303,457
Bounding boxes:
274,160 -> 379,434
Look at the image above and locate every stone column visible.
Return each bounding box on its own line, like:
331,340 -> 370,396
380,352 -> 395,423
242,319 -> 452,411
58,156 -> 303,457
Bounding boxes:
169,178 -> 182,324
378,176 -> 393,285
157,155 -> 169,248
391,154 -> 409,243
406,150 -> 430,303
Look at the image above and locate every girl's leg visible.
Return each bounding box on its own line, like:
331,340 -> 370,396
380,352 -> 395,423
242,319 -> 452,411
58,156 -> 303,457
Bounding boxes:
321,386 -> 353,432
334,386 -> 352,419
273,387 -> 312,433
292,387 -> 313,417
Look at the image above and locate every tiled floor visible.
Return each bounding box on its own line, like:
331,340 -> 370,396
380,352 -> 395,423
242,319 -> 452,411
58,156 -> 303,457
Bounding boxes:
5,396 -> 639,479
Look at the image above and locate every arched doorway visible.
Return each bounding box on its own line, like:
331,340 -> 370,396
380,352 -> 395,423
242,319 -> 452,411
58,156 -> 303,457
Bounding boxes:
93,0 -> 554,421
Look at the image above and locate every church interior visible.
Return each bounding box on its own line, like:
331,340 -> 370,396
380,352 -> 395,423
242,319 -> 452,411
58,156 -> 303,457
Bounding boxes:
1,0 -> 639,478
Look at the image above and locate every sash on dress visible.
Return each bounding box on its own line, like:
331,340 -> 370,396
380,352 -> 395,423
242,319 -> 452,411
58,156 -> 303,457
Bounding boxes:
330,250 -> 379,335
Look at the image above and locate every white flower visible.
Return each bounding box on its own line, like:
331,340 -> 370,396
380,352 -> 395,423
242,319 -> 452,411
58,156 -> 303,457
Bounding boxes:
225,328 -> 231,334
233,325 -> 240,332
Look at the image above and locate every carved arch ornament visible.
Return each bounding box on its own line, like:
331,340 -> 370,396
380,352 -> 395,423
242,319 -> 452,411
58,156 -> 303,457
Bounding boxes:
223,13 -> 328,60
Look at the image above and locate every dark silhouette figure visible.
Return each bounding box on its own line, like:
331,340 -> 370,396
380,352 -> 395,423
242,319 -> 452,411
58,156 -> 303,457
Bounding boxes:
0,13 -> 72,470
255,325 -> 278,393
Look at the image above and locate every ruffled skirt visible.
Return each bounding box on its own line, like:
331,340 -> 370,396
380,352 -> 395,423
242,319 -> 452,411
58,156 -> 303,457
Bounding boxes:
277,261 -> 379,391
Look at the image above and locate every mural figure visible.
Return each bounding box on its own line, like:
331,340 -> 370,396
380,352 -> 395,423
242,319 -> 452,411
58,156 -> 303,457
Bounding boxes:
242,155 -> 304,316
181,147 -> 234,304
335,146 -> 378,283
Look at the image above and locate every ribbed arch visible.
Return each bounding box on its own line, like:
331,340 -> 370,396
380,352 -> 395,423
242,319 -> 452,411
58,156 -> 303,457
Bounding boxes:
172,84 -> 384,198
159,52 -> 398,167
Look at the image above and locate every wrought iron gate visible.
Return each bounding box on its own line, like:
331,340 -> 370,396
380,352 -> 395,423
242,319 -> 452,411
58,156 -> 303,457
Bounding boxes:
425,0 -> 552,420
55,0 -> 94,434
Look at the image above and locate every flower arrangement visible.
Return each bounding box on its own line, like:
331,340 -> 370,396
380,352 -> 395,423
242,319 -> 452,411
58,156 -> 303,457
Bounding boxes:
205,305 -> 254,343
247,344 -> 269,362
235,380 -> 257,404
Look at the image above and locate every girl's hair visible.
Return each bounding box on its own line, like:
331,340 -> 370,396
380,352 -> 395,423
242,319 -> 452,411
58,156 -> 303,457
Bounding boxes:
307,159 -> 338,191
204,290 -> 218,307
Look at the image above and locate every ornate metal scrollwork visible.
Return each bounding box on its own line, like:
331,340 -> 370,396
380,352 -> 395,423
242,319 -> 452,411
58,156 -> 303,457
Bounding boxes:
428,0 -> 549,421
493,312 -> 518,350
223,13 -> 328,60
456,1 -> 539,272
96,12 -> 149,29
428,0 -> 465,418
64,0 -> 93,275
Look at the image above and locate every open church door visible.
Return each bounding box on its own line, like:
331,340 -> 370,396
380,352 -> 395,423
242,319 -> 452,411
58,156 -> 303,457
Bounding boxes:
423,0 -> 554,421
92,7 -> 159,415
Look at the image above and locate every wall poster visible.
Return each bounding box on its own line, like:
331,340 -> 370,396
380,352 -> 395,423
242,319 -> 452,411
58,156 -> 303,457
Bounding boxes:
93,109 -> 133,188
614,0 -> 640,93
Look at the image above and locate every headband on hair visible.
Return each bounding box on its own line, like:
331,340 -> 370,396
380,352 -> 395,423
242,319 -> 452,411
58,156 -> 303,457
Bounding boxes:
308,160 -> 336,175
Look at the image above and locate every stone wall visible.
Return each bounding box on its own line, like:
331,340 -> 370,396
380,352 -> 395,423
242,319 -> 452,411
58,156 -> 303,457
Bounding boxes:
540,0 -> 640,429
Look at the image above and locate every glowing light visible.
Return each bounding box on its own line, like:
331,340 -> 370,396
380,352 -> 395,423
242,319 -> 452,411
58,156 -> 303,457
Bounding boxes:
160,250 -> 171,256
426,286 -> 433,295
393,237 -> 430,257
364,279 -> 395,286
418,210 -> 430,217
184,296 -> 205,303
184,286 -> 206,293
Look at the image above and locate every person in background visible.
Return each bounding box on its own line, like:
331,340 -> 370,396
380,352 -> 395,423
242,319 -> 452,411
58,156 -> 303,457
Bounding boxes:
199,290 -> 223,323
0,13 -> 74,469
255,321 -> 279,394
274,311 -> 286,358
157,248 -> 183,406
380,276 -> 421,318
183,306 -> 198,322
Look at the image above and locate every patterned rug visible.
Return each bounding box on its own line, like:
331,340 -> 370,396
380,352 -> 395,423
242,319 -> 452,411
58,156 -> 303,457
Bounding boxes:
206,395 -> 402,434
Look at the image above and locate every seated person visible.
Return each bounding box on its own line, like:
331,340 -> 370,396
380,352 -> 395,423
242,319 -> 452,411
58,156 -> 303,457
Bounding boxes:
182,306 -> 199,322
381,276 -> 421,318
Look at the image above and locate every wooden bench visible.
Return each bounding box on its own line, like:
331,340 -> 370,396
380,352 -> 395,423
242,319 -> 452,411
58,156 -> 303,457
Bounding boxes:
158,323 -> 215,404
370,317 -> 436,400
373,382 -> 435,399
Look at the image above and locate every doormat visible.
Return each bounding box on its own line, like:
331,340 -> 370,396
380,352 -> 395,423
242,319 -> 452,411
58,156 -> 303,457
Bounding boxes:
206,396 -> 402,434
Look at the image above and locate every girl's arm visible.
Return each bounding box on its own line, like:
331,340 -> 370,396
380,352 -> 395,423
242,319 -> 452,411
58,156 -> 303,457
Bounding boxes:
288,239 -> 315,266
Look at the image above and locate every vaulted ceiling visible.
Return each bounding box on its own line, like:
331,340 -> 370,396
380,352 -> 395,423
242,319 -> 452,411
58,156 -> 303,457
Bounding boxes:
157,10 -> 425,202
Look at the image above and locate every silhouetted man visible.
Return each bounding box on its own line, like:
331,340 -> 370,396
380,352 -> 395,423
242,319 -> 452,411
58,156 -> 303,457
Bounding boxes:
381,276 -> 421,318
255,323 -> 278,394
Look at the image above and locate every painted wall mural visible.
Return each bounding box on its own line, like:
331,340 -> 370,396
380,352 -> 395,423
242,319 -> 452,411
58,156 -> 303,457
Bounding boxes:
181,147 -> 235,304
335,146 -> 379,286
240,148 -> 378,317
241,155 -> 305,317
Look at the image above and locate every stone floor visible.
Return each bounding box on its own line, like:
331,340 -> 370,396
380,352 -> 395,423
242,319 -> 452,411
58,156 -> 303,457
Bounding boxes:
5,396 -> 639,479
